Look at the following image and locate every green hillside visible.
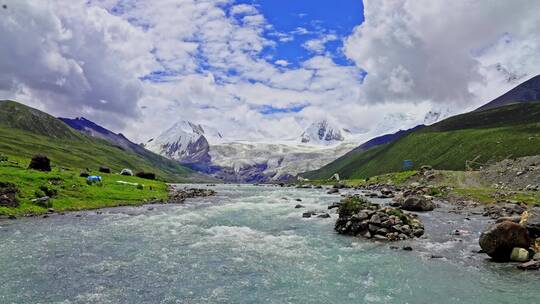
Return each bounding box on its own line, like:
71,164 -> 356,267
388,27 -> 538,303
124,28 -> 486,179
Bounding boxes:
0,100 -> 192,181
304,102 -> 540,180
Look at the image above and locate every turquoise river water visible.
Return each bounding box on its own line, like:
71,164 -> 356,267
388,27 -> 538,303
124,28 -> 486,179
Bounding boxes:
0,184 -> 539,303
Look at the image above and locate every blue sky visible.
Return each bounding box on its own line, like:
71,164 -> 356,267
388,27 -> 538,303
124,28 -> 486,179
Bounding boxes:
238,0 -> 364,68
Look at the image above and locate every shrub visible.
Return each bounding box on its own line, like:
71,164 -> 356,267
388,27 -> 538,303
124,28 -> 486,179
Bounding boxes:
136,171 -> 156,180
39,185 -> 57,197
0,182 -> 19,208
136,184 -> 144,190
338,196 -> 370,216
28,154 -> 51,172
0,155 -> 7,162
79,171 -> 90,178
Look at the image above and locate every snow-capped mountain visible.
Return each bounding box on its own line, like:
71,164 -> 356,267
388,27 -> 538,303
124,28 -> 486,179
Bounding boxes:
146,121 -> 213,164
300,120 -> 346,145
149,113 -> 457,183
423,107 -> 452,125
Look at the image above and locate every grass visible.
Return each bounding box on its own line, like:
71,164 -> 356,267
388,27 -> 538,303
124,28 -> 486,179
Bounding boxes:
338,196 -> 371,216
304,103 -> 540,180
304,171 -> 418,187
0,100 -> 193,182
0,159 -> 169,216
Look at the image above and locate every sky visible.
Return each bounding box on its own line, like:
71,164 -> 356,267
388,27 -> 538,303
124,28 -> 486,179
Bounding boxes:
1,0 -> 540,143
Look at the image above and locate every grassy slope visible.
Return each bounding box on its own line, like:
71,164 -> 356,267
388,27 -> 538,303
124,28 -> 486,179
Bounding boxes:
305,103 -> 540,180
0,100 -> 193,182
0,159 -> 168,216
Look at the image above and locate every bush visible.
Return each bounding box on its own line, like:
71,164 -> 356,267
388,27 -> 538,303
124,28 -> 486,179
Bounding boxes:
136,171 -> 156,180
0,155 -> 7,162
99,166 -> 111,173
0,182 -> 19,208
79,170 -> 90,177
28,154 -> 51,172
338,196 -> 371,216
136,184 -> 144,190
39,185 -> 57,197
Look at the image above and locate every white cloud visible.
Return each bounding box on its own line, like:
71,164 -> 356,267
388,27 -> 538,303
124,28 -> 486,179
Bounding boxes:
230,4 -> 258,16
303,34 -> 338,54
274,60 -> 290,67
0,0 -> 156,130
2,0 -> 540,145
344,0 -> 540,110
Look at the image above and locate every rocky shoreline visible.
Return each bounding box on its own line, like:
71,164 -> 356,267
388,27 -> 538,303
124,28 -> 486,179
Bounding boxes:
297,166 -> 540,271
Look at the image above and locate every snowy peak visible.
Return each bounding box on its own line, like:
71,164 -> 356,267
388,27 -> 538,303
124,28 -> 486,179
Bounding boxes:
146,120 -> 212,164
423,107 -> 452,125
300,120 -> 345,145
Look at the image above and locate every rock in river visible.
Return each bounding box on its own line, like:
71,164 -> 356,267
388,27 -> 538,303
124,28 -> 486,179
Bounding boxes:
523,207 -> 540,238
401,196 -> 435,212
334,195 -> 424,241
510,248 -> 530,262
479,221 -> 530,261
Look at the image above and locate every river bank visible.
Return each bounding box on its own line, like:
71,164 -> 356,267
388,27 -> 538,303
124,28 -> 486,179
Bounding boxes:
0,159 -> 216,218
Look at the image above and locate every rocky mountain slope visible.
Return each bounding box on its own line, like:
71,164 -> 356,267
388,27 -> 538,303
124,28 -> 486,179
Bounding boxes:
476,74 -> 540,112
304,102 -> 540,180
146,121 -> 213,165
300,120 -> 347,144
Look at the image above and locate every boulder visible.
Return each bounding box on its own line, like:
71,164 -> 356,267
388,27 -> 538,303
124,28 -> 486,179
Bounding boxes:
380,188 -> 393,196
28,154 -> 51,172
523,207 -> 540,238
517,260 -> 540,270
120,168 -> 133,176
510,247 -> 530,262
328,202 -> 341,210
479,221 -> 530,261
327,188 -> 339,194
31,196 -> 51,208
294,204 -> 304,209
99,166 -> 111,173
136,171 -> 156,180
0,182 -> 19,208
420,165 -> 433,171
79,170 -> 90,178
401,196 -> 435,212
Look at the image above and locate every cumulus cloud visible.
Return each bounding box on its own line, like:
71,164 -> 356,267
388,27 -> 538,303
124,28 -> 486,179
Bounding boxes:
303,33 -> 338,54
344,0 -> 540,110
0,0 -> 156,129
2,0 -> 540,144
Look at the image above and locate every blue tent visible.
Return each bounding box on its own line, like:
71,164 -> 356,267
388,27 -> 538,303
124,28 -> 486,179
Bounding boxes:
403,160 -> 413,170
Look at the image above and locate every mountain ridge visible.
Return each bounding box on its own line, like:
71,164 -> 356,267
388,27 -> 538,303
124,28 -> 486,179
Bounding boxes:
0,101 -> 194,181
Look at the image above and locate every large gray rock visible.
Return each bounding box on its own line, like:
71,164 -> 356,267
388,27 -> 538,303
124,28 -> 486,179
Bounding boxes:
479,221 -> 530,261
524,207 -> 540,238
401,196 -> 435,212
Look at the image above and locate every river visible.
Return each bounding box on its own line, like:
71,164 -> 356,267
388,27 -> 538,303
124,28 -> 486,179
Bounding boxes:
0,184 -> 538,303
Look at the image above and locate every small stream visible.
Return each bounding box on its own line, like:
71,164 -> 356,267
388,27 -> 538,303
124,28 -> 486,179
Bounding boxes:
0,184 -> 538,303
